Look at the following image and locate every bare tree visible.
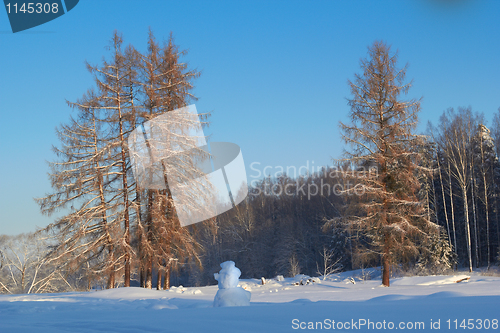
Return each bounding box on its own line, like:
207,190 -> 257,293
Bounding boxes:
446,158 -> 458,259
87,32 -> 137,286
432,141 -> 452,251
473,124 -> 498,269
38,30 -> 210,290
316,246 -> 342,280
478,125 -> 491,268
0,233 -> 72,294
490,109 -> 500,259
432,107 -> 482,272
470,148 -> 480,267
133,30 -> 205,289
36,89 -> 120,289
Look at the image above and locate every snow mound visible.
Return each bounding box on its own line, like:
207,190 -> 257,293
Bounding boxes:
80,287 -> 168,300
169,285 -> 203,294
417,275 -> 470,286
392,275 -> 471,286
291,275 -> 321,286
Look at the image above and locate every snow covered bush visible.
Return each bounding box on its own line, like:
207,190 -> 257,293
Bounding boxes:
416,229 -> 455,275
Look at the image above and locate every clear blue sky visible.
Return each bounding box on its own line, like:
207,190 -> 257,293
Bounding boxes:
0,0 -> 499,235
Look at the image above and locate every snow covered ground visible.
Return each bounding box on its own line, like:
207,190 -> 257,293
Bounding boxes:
1,269 -> 499,332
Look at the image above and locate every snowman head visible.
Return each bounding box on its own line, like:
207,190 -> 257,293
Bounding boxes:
214,261 -> 241,289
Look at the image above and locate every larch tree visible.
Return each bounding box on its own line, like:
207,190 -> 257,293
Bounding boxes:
134,30 -> 206,289
36,89 -> 120,288
86,32 -> 139,287
330,41 -> 435,286
38,30 -> 210,290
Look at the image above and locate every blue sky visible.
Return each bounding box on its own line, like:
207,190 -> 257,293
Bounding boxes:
0,0 -> 499,235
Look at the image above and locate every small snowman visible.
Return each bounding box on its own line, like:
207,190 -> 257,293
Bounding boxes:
213,261 -> 251,307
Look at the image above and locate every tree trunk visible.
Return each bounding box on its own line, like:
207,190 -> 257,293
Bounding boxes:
156,266 -> 162,290
480,139 -> 491,269
135,190 -> 145,287
117,84 -> 131,287
107,247 -> 115,289
145,190 -> 154,289
493,167 -> 500,257
94,108 -> 114,289
448,161 -> 458,267
145,258 -> 152,289
431,166 -> 438,224
492,167 -> 500,266
483,172 -> 491,269
437,157 -> 452,246
164,266 -> 170,290
426,190 -> 431,222
462,185 -> 473,272
382,236 -> 390,287
471,175 -> 480,267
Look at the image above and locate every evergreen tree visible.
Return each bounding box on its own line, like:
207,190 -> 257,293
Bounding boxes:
416,228 -> 454,275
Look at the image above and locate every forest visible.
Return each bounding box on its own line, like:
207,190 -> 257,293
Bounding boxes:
1,32 -> 499,294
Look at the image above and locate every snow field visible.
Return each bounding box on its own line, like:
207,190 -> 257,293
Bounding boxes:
1,271 -> 499,332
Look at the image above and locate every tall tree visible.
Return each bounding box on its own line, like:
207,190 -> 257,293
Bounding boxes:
38,30 -> 206,290
491,108 -> 500,252
134,30 -> 204,289
431,107 -> 483,272
36,89 -> 120,288
491,108 -> 500,159
329,41 -> 434,286
86,32 -> 137,286
472,124 -> 500,268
